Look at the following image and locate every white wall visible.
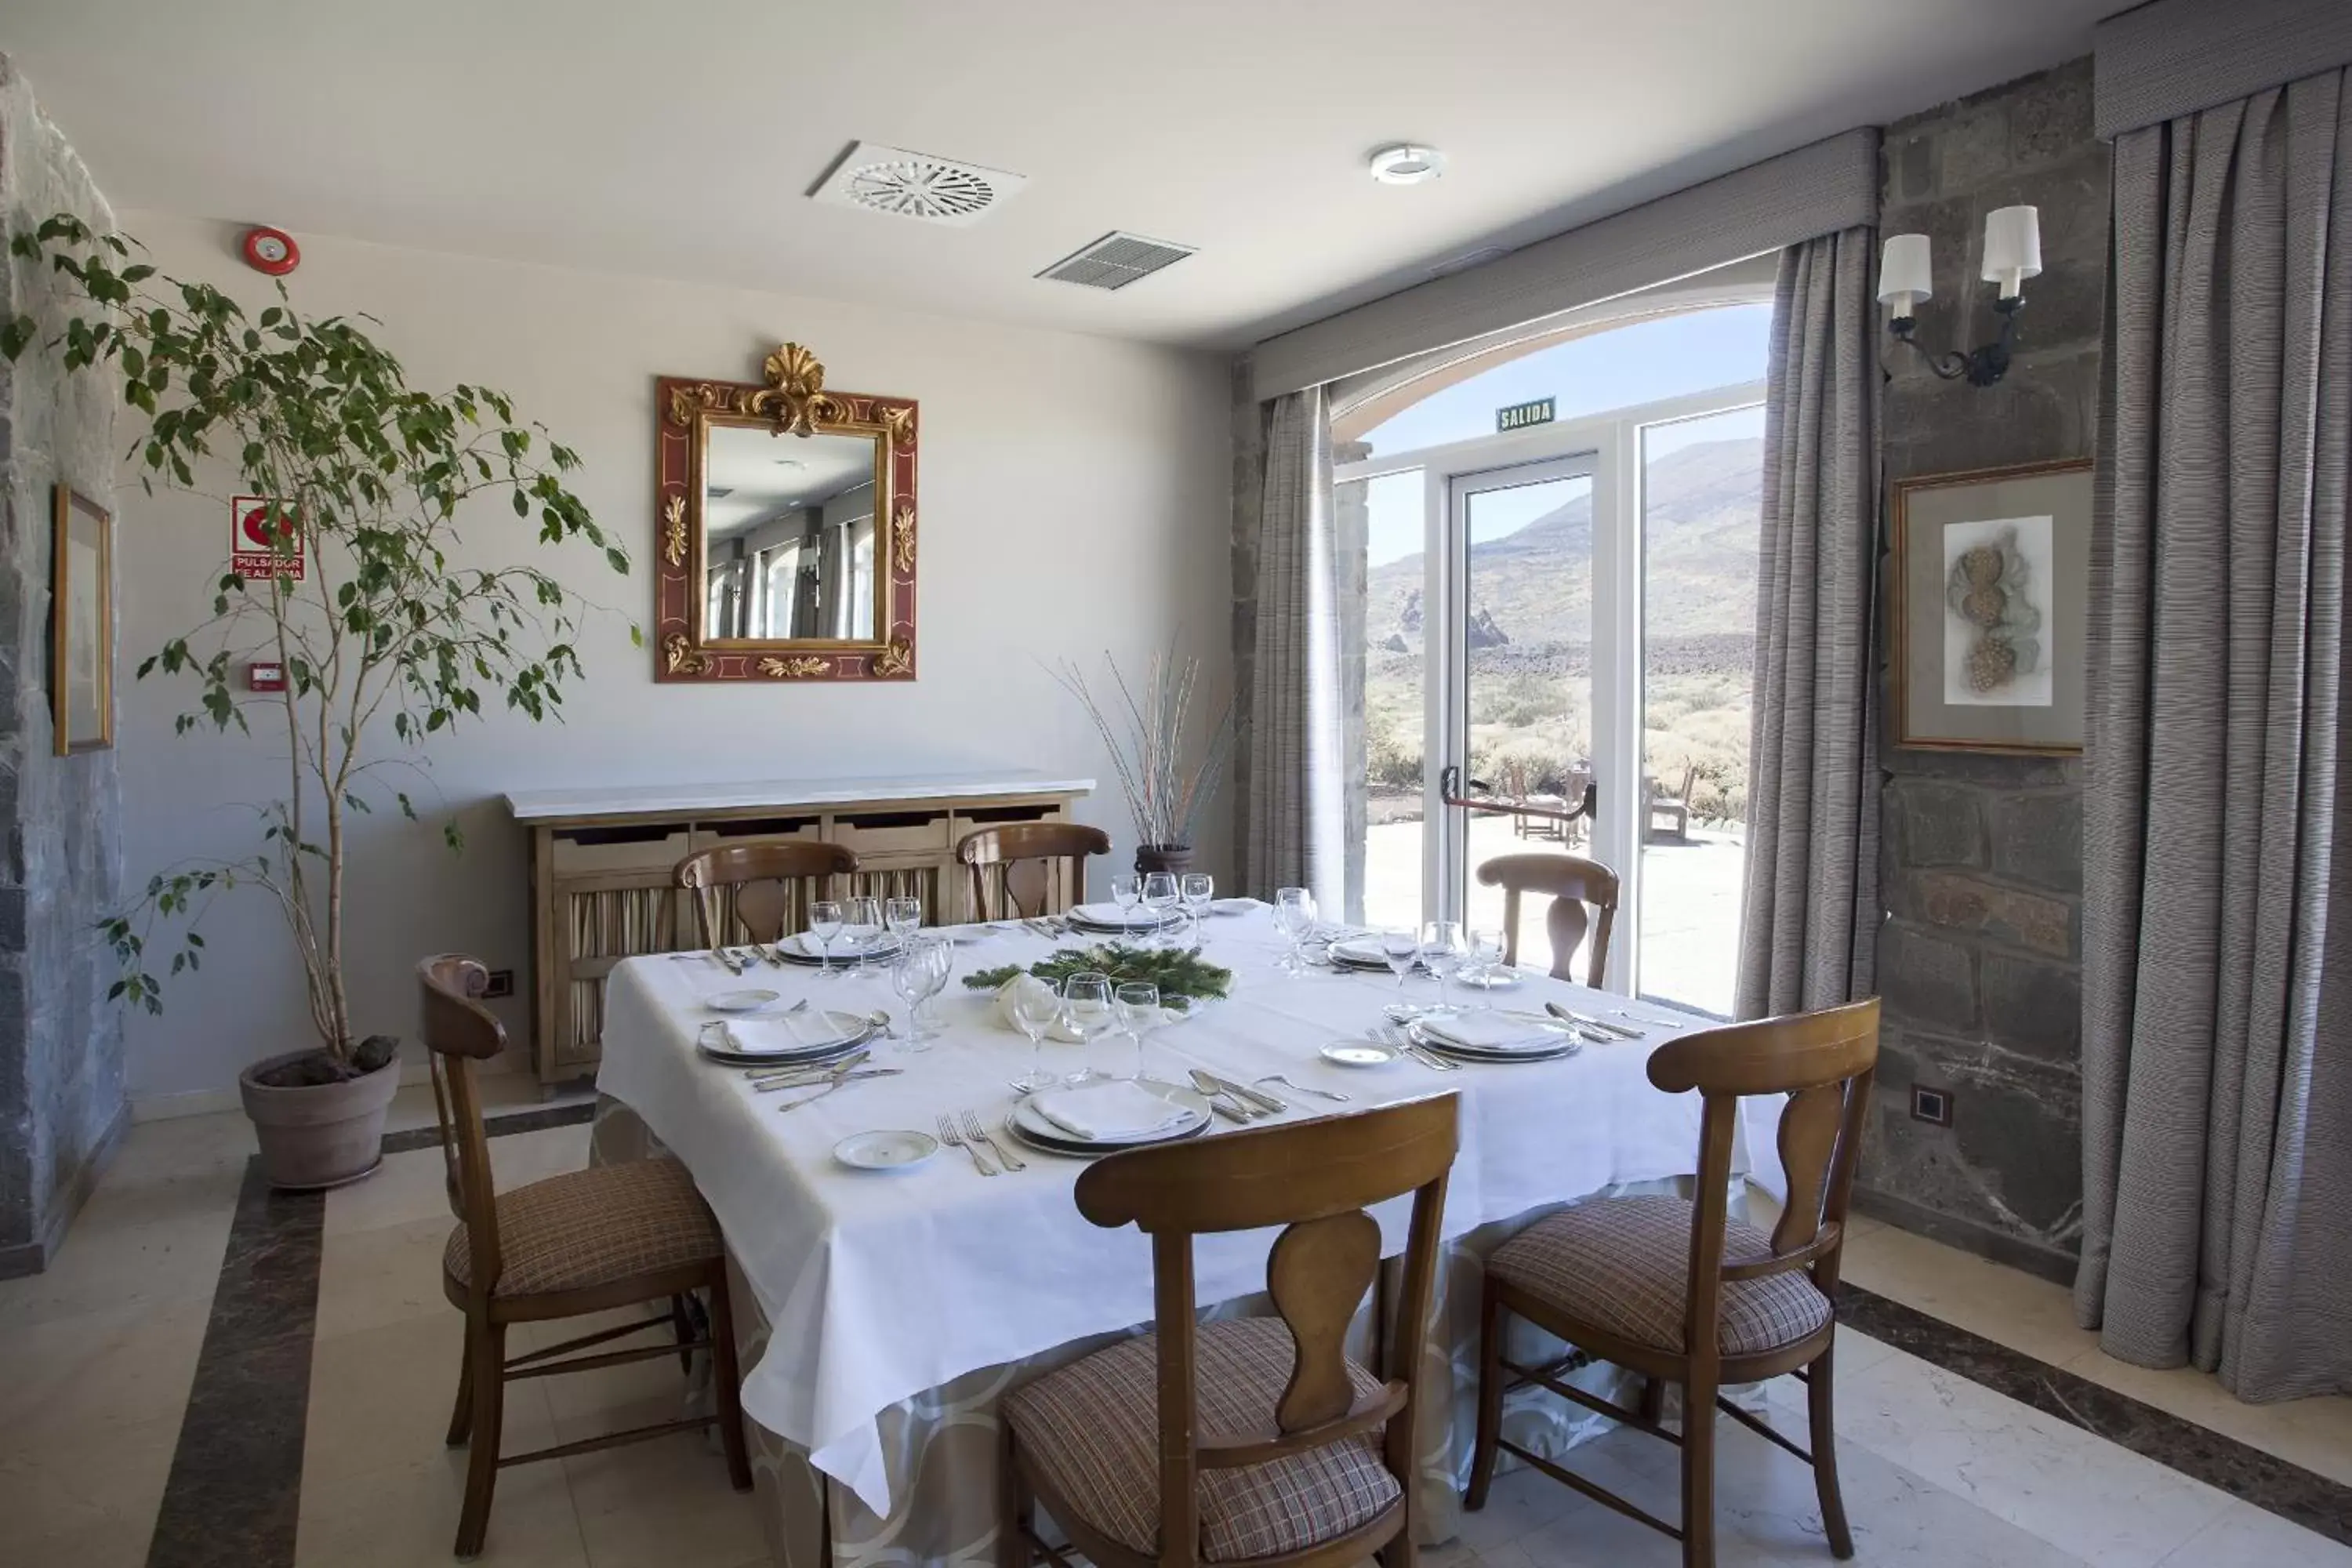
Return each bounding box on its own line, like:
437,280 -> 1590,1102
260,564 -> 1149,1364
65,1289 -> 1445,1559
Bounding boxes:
113,215 -> 1233,1107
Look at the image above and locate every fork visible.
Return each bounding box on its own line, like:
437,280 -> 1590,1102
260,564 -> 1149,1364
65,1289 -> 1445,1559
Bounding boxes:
960,1109 -> 1025,1172
1258,1073 -> 1348,1104
1379,1023 -> 1460,1073
937,1113 -> 998,1176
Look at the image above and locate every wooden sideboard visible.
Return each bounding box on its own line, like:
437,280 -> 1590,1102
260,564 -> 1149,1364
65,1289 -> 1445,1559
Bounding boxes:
503,772 -> 1094,1083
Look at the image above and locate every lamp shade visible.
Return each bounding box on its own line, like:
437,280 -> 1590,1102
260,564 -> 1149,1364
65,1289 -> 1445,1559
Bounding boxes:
1878,234 -> 1933,307
1981,206 -> 2042,296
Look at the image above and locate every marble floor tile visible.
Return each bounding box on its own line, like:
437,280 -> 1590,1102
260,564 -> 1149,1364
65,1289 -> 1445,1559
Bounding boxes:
295,1438 -> 588,1568
314,1211 -> 464,1341
2154,1500 -> 2352,1567
0,1289 -> 211,1439
1822,1344 -> 2234,1568
2055,1344 -> 2352,1489
0,1406 -> 183,1550
0,1139 -> 244,1330
561,1425 -> 767,1568
1450,1455 -> 1586,1554
1838,1224 -> 2099,1368
305,1310 -> 561,1490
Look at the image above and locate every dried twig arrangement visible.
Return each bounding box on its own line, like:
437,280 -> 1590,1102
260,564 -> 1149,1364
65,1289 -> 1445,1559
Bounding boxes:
1052,648 -> 1238,850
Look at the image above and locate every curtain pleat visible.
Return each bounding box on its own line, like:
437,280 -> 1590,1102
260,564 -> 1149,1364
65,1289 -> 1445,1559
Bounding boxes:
1735,227 -> 1882,1022
2076,67 -> 2352,1403
1243,387 -> 1346,909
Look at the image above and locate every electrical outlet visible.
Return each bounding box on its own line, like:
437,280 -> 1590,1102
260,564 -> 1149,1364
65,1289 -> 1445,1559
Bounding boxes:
483,968 -> 515,1000
1911,1084 -> 1955,1127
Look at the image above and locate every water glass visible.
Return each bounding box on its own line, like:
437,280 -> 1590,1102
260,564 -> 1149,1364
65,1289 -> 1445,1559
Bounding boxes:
1113,982 -> 1161,1081
1059,972 -> 1116,1083
1465,927 -> 1507,999
841,895 -> 883,971
808,899 -> 844,979
1142,873 -> 1180,946
1272,887 -> 1318,975
885,896 -> 922,946
1181,873 -> 1214,933
1419,920 -> 1463,1015
891,935 -> 952,1048
1381,928 -> 1421,993
1109,874 -> 1143,930
1009,980 -> 1065,1093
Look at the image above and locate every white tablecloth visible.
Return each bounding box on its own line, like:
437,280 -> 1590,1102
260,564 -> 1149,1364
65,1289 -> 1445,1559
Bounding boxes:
596,904 -> 1739,1518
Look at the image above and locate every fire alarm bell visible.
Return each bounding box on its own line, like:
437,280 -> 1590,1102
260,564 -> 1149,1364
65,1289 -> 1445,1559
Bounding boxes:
240,226 -> 300,276
246,661 -> 286,692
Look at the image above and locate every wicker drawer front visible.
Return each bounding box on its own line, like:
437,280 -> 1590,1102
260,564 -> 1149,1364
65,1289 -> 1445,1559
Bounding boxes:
828,811 -> 952,860
550,827 -> 693,878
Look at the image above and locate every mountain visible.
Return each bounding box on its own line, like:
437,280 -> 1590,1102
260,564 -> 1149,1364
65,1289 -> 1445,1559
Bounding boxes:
1365,436 -> 1762,650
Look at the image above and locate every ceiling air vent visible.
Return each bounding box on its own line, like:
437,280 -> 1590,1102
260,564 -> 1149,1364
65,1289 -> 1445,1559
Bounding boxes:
809,142 -> 1026,227
1037,232 -> 1196,291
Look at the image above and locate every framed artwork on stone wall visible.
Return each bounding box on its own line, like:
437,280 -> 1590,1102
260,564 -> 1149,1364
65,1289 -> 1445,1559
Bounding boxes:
1892,458 -> 2092,755
50,485 -> 113,755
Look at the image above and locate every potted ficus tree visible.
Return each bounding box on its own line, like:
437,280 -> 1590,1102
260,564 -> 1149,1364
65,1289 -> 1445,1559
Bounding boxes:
3,215 -> 633,1188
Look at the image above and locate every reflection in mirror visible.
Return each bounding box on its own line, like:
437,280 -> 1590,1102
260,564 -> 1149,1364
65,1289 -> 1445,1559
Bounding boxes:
702,422 -> 880,641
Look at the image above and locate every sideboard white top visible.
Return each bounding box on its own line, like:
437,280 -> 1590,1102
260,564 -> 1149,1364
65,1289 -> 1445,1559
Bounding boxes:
503,771 -> 1097,822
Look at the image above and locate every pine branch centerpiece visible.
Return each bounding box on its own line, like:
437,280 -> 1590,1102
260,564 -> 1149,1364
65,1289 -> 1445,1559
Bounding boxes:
965,942 -> 1233,1006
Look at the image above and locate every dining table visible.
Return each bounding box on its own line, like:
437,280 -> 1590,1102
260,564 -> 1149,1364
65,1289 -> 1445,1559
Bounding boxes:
590,900 -> 1753,1568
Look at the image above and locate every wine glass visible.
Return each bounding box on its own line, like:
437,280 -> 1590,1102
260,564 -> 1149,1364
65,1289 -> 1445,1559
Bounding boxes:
891,935 -> 952,1049
807,899 -> 843,979
1418,920 -> 1463,1016
1009,978 -> 1065,1093
1109,873 -> 1143,931
1113,982 -> 1161,1081
1142,873 -> 1180,947
1059,972 -> 1116,1084
841,895 -> 883,973
1272,887 -> 1317,975
1465,927 -> 1507,1002
884,895 -> 922,948
1181,873 -> 1214,938
1381,928 -> 1421,997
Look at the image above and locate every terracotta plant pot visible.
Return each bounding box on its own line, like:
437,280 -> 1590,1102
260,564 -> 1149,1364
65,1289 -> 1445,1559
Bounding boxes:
238,1047 -> 401,1190
1135,843 -> 1194,878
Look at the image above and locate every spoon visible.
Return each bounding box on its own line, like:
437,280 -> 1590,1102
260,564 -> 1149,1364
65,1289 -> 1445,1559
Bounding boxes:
1258,1073 -> 1347,1104
866,1010 -> 899,1038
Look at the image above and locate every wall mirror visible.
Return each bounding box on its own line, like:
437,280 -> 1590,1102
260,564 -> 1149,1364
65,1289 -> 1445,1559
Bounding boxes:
654,343 -> 917,682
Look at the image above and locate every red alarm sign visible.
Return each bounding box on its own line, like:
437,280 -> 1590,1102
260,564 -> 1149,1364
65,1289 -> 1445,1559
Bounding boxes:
230,495 -> 304,579
240,226 -> 300,276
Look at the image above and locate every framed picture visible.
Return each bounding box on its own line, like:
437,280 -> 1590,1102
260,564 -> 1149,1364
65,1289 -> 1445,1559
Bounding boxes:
50,485 -> 113,755
1893,458 -> 2092,755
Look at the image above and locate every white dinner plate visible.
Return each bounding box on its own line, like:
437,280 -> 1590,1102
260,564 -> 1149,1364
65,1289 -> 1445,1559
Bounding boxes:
1009,1078 -> 1211,1148
1328,938 -> 1399,969
1406,1018 -> 1581,1063
834,1129 -> 938,1171
1065,903 -> 1178,932
779,931 -> 903,962
705,989 -> 782,1013
1320,1040 -> 1404,1067
1207,898 -> 1257,916
695,1010 -> 875,1062
1456,970 -> 1522,991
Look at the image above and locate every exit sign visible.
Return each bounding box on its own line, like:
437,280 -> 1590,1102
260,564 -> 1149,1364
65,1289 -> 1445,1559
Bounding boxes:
1496,397 -> 1555,432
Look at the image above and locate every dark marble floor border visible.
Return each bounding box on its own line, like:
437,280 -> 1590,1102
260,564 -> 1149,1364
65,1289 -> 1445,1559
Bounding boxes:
143,1105 -> 592,1568
1838,1283 -> 2352,1548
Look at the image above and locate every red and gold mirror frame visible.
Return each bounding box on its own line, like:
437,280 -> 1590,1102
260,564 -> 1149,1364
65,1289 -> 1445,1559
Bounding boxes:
652,343 -> 917,682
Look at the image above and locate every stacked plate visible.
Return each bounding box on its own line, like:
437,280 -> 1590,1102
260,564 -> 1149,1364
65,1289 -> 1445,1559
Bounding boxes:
695,1008 -> 879,1068
1406,1011 -> 1581,1064
773,931 -> 905,967
1327,937 -> 1401,973
1062,902 -> 1181,938
1004,1077 -> 1214,1156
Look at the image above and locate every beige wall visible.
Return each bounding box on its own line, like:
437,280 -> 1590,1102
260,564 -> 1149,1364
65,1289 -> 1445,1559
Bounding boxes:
114,215 -> 1233,1107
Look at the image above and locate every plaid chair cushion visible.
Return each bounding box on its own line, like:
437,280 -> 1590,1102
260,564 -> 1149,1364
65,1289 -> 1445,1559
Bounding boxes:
1488,1194 -> 1830,1357
444,1156 -> 720,1298
1004,1316 -> 1400,1561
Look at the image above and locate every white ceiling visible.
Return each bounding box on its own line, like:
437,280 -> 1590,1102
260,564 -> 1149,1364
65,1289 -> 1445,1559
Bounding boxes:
1,0 -> 2122,350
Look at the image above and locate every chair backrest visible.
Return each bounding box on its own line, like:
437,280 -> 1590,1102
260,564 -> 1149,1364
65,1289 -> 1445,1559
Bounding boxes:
1474,851 -> 1619,987
418,953 -> 506,1301
1645,996 -> 1880,1368
956,822 -> 1110,920
676,840 -> 859,946
1075,1095 -> 1460,1564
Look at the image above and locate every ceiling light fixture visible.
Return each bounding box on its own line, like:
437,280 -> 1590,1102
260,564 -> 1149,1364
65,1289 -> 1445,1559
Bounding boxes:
1369,144 -> 1446,185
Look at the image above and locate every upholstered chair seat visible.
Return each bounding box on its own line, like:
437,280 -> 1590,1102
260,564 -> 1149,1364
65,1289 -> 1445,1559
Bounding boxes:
442,1157 -> 721,1300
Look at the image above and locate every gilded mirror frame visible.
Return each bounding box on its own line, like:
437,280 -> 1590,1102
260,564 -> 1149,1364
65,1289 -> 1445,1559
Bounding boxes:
653,343 -> 917,682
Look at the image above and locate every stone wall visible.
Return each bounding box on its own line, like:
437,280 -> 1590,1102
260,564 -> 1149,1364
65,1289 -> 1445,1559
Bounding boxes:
1863,58 -> 2104,1279
0,54 -> 126,1277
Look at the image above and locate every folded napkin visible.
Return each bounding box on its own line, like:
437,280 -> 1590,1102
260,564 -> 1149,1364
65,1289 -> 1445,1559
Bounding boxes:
1031,1080 -> 1192,1141
992,974 -> 1083,1042
1418,1011 -> 1561,1054
718,1010 -> 855,1055
1068,902 -> 1163,927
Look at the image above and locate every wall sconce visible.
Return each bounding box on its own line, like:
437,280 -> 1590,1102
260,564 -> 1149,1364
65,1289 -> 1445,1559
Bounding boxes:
1878,205 -> 2041,387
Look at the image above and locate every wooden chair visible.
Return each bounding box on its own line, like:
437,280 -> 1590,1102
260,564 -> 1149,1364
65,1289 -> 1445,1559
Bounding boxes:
676,840 -> 858,947
420,955 -> 751,1558
1464,997 -> 1881,1568
1000,1094 -> 1461,1568
1648,765 -> 1698,842
1475,852 -> 1619,987
956,822 -> 1110,921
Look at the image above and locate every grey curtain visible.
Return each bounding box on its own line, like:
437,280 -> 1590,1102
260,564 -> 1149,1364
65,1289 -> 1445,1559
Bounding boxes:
1243,387 -> 1346,907
1735,227 -> 1882,1022
2075,69 -> 2352,1402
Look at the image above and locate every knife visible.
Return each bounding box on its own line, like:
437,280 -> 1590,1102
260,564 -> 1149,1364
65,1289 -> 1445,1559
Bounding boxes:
1545,1002 -> 1640,1039
1208,1072 -> 1287,1114
746,1047 -> 870,1082
754,1067 -> 902,1094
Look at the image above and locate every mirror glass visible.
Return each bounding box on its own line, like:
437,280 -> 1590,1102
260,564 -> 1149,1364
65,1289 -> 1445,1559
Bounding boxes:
701,422 -> 881,641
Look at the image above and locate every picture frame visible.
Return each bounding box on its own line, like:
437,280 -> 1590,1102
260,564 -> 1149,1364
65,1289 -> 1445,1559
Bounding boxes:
1892,458 -> 2092,755
51,485 -> 113,755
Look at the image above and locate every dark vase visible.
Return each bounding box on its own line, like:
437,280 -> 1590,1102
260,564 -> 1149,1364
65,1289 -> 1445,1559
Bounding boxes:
1135,843 -> 1194,877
